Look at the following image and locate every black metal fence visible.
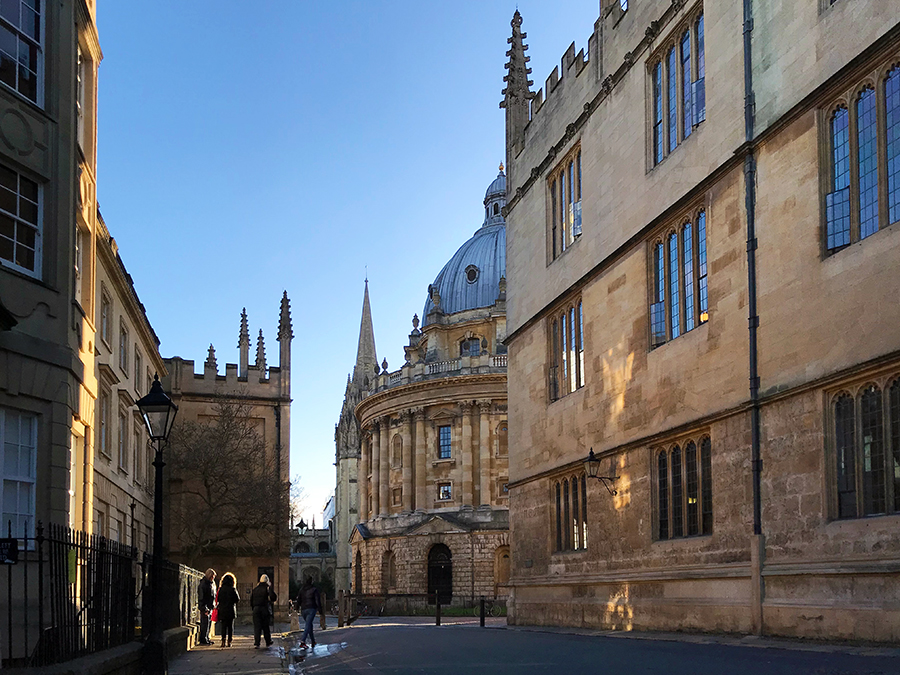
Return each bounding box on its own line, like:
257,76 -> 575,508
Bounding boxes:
149,554 -> 202,631
0,520 -> 203,668
0,521 -> 138,667
338,593 -> 507,618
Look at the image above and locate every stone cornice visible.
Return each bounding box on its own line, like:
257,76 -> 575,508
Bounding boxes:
356,373 -> 506,425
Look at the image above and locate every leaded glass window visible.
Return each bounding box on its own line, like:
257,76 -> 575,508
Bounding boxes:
681,31 -> 692,139
668,233 -> 680,339
858,88 -> 879,239
653,61 -> 663,165
658,451 -> 669,540
860,385 -> 885,515
658,436 -> 713,541
671,446 -> 683,538
835,394 -> 856,519
667,47 -> 677,153
886,68 -> 900,225
683,223 -> 695,332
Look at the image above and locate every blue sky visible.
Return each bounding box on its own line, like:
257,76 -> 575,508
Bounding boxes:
96,1 -> 600,523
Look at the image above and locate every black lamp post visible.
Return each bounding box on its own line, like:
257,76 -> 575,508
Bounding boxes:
584,448 -> 619,495
297,519 -> 308,536
136,374 -> 178,674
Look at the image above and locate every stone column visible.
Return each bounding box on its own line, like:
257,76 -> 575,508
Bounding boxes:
414,408 -> 427,511
460,402 -> 474,507
478,400 -> 492,507
400,410 -> 413,512
359,429 -> 370,521
371,421 -> 381,519
379,416 -> 390,517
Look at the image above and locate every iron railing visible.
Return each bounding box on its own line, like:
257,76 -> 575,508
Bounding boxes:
0,520 -> 202,668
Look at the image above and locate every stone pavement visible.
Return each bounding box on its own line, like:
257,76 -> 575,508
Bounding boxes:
169,622 -> 295,675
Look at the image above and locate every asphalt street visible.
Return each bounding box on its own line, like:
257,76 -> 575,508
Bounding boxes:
292,620 -> 900,675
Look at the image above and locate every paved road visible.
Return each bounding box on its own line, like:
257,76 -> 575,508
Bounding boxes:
292,620 -> 900,675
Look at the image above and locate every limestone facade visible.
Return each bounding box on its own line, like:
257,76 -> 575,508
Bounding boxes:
349,173 -> 512,603
502,0 -> 900,642
91,210 -> 166,551
161,297 -> 293,611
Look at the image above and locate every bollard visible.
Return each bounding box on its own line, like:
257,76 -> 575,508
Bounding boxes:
480,596 -> 485,628
320,592 -> 327,630
338,590 -> 344,628
436,597 -> 441,626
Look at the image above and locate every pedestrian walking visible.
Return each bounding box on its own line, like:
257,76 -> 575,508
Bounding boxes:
296,576 -> 323,650
250,574 -> 277,648
197,568 -> 217,645
215,572 -> 240,647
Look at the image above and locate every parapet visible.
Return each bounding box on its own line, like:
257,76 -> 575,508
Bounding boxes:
163,355 -> 287,400
528,24 -> 601,122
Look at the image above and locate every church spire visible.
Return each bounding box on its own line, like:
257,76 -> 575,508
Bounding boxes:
500,10 -> 534,178
238,307 -> 250,377
352,280 -> 378,386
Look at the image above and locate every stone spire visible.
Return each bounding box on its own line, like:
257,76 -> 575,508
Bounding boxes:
352,280 -> 378,387
500,10 -> 535,178
277,291 -> 293,376
256,329 -> 267,377
238,307 -> 250,377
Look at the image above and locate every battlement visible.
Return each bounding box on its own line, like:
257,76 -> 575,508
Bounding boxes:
161,294 -> 293,401
163,355 -> 288,400
528,24 -> 600,123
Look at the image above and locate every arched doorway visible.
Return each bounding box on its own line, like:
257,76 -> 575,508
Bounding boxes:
494,545 -> 511,597
355,550 -> 363,594
427,544 -> 452,604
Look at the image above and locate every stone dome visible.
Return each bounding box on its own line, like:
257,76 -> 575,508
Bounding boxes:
423,168 -> 506,325
484,164 -> 506,201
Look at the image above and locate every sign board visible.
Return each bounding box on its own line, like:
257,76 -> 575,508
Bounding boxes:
0,538 -> 18,564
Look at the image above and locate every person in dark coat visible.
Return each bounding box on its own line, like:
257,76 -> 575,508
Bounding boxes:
296,576 -> 323,649
215,572 -> 240,647
250,574 -> 277,648
197,568 -> 217,645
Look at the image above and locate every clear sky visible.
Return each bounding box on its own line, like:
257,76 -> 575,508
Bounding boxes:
95,0 -> 600,524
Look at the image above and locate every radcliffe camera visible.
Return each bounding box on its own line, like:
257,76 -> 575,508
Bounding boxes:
0,2 -> 898,674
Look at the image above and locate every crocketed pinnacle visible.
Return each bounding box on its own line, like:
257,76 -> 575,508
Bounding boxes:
278,290 -> 293,342
237,307 -> 249,349
501,9 -> 535,166
256,329 -> 266,371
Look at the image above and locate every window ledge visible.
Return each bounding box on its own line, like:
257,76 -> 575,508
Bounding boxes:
548,235 -> 582,268
653,532 -> 713,545
548,385 -> 586,406
432,459 -> 456,467
648,121 -> 704,175
551,549 -> 589,557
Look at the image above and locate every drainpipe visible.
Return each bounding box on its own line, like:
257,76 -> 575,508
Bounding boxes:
743,0 -> 765,636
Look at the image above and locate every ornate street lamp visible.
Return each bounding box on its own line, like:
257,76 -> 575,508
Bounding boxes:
584,448 -> 619,496
297,519 -> 308,536
136,374 -> 177,674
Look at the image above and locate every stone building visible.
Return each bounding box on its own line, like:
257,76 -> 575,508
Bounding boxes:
161,297 -> 293,609
0,0 -> 104,542
91,210 -> 166,550
290,525 -> 336,597
502,0 -> 900,642
333,282 -> 377,593
350,170 -> 512,604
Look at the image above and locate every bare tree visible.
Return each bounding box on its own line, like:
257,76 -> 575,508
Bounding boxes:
166,400 -> 289,567
289,473 -> 306,529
